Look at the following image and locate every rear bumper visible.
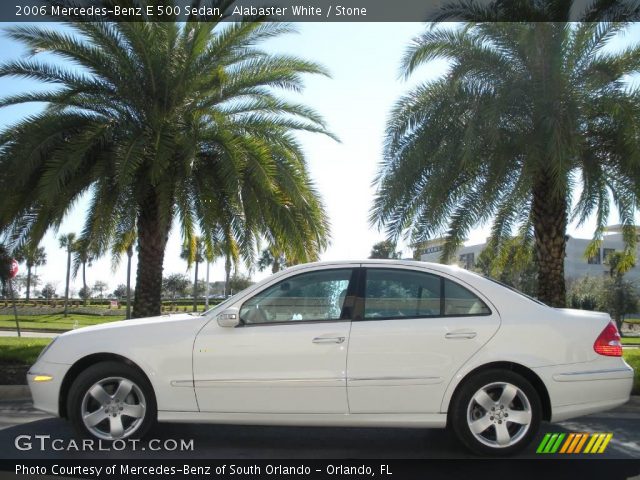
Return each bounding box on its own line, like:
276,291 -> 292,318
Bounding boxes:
534,361 -> 634,422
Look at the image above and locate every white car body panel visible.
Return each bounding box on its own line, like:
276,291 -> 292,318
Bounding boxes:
193,320 -> 350,413
347,263 -> 501,414
27,260 -> 633,431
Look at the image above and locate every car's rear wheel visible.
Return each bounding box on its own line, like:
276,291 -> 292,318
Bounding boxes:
67,361 -> 156,441
450,369 -> 541,456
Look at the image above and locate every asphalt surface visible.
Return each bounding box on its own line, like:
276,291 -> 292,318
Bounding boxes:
0,399 -> 638,460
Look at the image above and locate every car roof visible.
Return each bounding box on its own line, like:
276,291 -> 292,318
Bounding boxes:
282,259 -> 469,276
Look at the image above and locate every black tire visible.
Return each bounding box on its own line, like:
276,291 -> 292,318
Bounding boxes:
67,361 -> 156,441
450,369 -> 541,456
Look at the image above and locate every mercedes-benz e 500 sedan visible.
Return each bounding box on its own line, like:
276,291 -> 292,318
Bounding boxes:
28,260 -> 633,455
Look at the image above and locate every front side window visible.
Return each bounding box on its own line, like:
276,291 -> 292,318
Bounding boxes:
363,268 -> 491,320
240,269 -> 352,325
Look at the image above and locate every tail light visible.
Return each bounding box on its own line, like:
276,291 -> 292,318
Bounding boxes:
593,321 -> 622,357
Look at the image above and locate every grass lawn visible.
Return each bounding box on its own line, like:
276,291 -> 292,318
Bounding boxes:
622,337 -> 640,345
0,337 -> 52,364
0,314 -> 124,331
624,349 -> 640,396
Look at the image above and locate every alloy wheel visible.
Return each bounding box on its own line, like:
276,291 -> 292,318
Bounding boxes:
466,381 -> 532,448
81,376 -> 146,440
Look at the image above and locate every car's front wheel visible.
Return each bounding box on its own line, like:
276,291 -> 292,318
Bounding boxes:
450,369 -> 541,456
67,361 -> 156,441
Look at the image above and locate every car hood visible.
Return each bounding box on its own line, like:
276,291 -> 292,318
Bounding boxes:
60,313 -> 201,337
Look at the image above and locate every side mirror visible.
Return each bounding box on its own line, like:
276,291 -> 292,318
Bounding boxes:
217,307 -> 240,327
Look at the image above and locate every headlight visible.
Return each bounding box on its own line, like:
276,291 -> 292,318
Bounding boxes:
36,337 -> 58,363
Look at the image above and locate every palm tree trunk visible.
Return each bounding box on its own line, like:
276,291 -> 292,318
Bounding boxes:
126,246 -> 133,320
133,196 -> 170,318
26,265 -> 31,302
63,247 -> 71,317
9,279 -> 21,337
205,262 -> 210,309
192,261 -> 199,312
532,172 -> 567,307
224,254 -> 231,297
82,261 -> 88,305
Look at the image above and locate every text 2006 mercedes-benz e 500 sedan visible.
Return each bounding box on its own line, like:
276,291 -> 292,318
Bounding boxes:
28,260 -> 633,455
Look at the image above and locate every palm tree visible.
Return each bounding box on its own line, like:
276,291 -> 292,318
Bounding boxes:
181,236 -> 205,312
0,243 -> 12,299
257,247 -> 287,274
371,3 -> 640,307
111,229 -> 136,320
92,280 -> 108,299
13,242 -> 46,301
0,3 -> 332,318
369,241 -> 400,260
72,238 -> 94,305
58,233 -> 76,317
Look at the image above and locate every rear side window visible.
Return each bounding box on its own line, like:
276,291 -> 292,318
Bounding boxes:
444,279 -> 491,316
363,269 -> 490,320
364,269 -> 440,319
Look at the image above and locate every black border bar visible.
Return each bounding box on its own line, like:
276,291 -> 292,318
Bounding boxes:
4,0 -> 640,23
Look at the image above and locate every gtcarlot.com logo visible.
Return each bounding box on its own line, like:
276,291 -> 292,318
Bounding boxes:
536,432 -> 613,454
14,435 -> 194,452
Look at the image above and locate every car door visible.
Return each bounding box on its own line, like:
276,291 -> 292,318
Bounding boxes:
193,266 -> 357,414
347,265 -> 500,413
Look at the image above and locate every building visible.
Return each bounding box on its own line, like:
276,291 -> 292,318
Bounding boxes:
416,225 -> 640,282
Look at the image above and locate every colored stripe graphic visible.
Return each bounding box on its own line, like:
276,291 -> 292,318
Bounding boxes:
550,433 -> 565,453
574,433 -> 589,453
538,433 -> 612,454
559,433 -> 575,453
598,433 -> 613,453
536,433 -> 552,453
567,433 -> 584,453
584,434 -> 599,453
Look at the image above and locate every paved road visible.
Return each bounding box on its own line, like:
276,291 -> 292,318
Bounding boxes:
0,399 -> 638,460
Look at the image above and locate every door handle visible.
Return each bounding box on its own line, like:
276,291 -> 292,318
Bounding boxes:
312,336 -> 345,344
445,332 -> 477,339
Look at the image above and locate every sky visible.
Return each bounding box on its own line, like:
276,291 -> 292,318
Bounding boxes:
0,21 -> 639,296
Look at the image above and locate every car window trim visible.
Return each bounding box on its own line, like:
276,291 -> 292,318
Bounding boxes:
237,267 -> 357,327
354,267 -> 493,322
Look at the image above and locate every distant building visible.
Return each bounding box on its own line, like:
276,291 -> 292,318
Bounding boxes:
415,225 -> 640,282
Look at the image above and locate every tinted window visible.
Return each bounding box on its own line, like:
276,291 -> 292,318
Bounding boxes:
364,269 -> 441,319
240,269 -> 352,324
444,279 -> 491,316
363,269 -> 491,319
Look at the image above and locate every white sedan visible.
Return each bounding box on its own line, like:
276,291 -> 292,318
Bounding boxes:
28,260 -> 633,455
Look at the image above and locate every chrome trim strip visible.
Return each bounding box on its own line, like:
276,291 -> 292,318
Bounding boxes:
556,367 -> 632,376
553,367 -> 633,382
170,380 -> 194,387
193,378 -> 344,387
348,376 -> 441,381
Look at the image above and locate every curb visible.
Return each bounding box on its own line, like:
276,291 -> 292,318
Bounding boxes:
0,385 -> 31,401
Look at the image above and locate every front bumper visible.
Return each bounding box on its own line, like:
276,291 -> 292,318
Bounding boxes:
27,361 -> 72,417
